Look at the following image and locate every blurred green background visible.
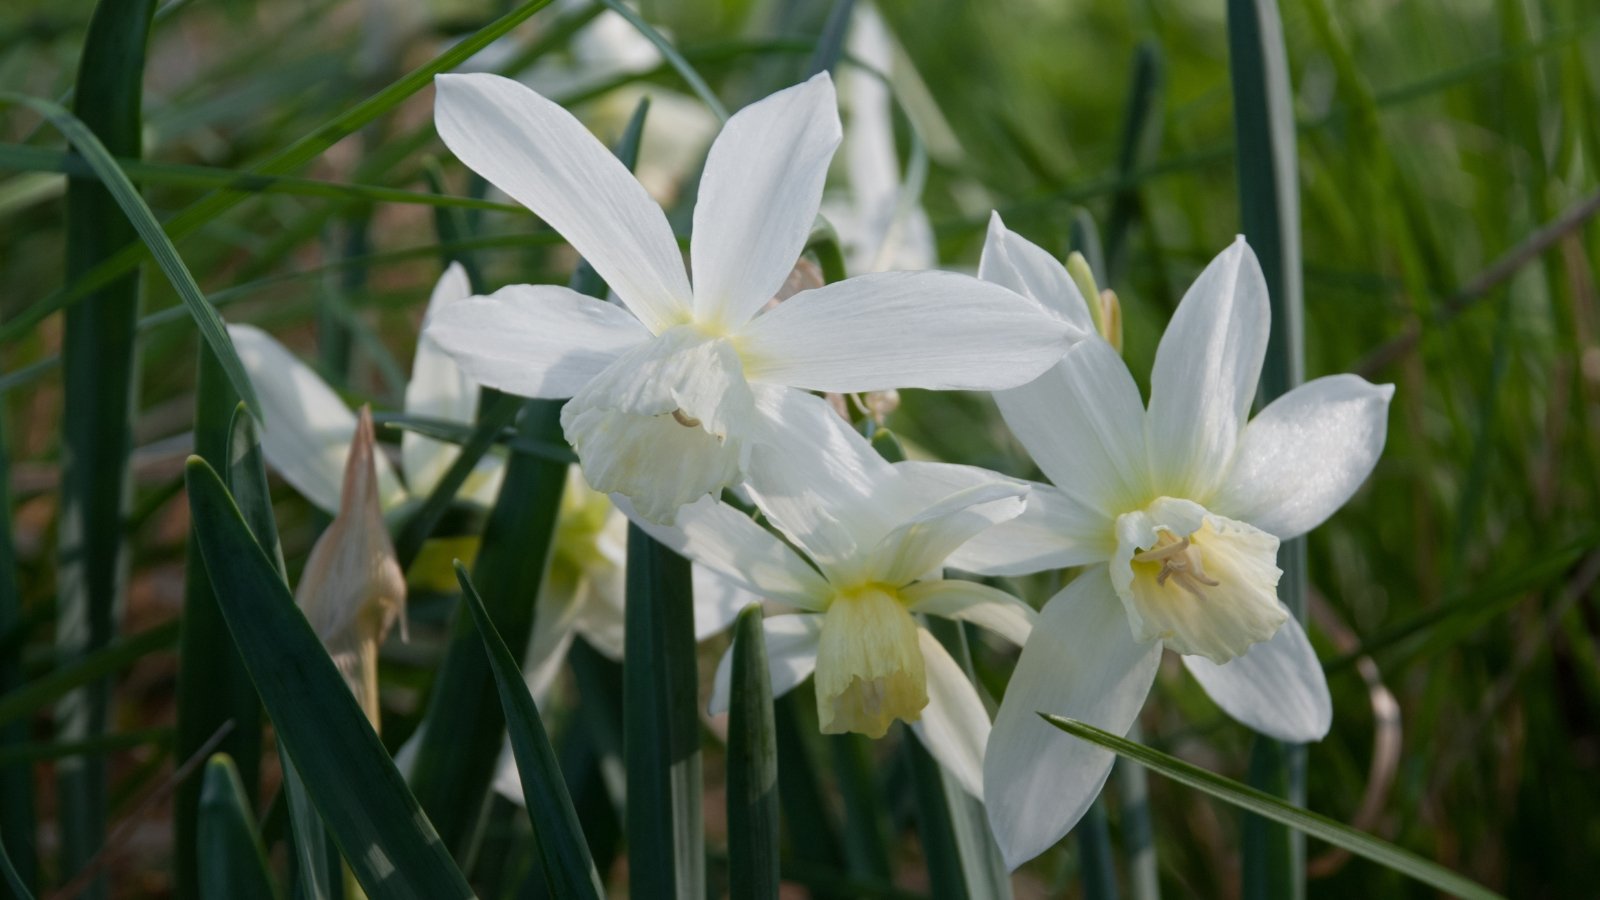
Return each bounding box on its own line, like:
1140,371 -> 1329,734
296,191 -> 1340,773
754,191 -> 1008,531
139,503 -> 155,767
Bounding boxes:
1,0 -> 1598,896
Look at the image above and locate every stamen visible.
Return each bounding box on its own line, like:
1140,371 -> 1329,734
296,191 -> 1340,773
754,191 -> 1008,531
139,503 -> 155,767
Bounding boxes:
1134,532 -> 1220,599
671,408 -> 701,428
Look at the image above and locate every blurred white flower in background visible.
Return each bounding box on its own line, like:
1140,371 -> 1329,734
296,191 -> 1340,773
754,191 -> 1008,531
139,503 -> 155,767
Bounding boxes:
954,217 -> 1395,868
427,71 -> 1080,524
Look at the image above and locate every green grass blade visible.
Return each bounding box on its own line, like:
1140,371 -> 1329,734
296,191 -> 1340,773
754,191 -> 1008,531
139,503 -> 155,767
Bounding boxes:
0,622 -> 179,728
1103,40 -> 1164,285
0,361 -> 33,891
1076,801 -> 1120,900
390,393 -> 522,570
174,355 -> 263,900
47,4 -> 158,891
0,0 -> 558,345
727,606 -> 780,900
623,524 -> 705,900
805,0 -> 858,78
455,562 -> 603,900
197,754 -> 280,900
4,93 -> 262,420
1227,0 -> 1306,895
2,831 -> 33,900
0,144 -> 528,215
183,458 -> 474,900
1041,717 -> 1502,900
406,400 -> 568,857
597,0 -> 729,121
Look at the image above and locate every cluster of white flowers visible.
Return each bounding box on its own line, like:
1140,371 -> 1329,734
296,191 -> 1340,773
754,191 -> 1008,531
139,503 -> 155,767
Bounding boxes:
236,27 -> 1393,868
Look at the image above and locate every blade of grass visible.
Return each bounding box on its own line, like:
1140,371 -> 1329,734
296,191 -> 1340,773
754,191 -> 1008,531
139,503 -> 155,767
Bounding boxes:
624,524 -> 705,900
197,754 -> 280,900
185,458 -> 474,899
0,359 -> 32,891
727,605 -> 780,899
47,3 -> 158,892
1041,716 -> 1502,900
455,562 -> 603,900
0,622 -> 179,729
597,0 -> 729,121
1228,0 -> 1306,895
174,353 -> 263,900
1104,40 -> 1165,286
0,0 -> 558,345
805,0 -> 858,78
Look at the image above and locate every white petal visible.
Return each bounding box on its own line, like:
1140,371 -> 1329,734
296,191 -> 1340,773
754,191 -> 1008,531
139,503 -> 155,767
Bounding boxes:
1211,375 -> 1395,540
693,567 -> 763,641
708,613 -> 822,716
984,569 -> 1162,870
433,73 -> 692,331
691,73 -> 841,328
424,283 -> 651,400
403,264 -> 506,502
562,327 -> 758,523
994,339 -> 1150,518
897,462 -> 1112,577
741,387 -> 899,569
1182,615 -> 1332,742
1145,238 -> 1270,499
227,324 -> 405,514
909,629 -> 990,799
902,579 -> 1036,646
622,494 -> 830,610
863,482 -> 1028,587
978,212 -> 1095,332
738,270 -> 1079,392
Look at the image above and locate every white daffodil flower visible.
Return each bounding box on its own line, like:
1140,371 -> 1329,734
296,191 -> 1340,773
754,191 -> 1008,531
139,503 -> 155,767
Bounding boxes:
628,390 -> 1038,797
821,2 -> 937,273
227,267 -> 749,713
952,215 -> 1395,868
426,71 -> 1080,525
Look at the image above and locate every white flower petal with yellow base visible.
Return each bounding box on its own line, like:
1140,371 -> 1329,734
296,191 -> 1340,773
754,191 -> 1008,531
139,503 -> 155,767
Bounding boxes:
971,229 -> 1395,869
430,71 -> 1079,524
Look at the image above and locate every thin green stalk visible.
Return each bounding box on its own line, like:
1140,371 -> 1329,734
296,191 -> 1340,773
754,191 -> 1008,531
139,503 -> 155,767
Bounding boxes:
623,525 -> 704,900
1228,1 -> 1306,897
727,606 -> 780,899
0,357 -> 32,892
174,350 -> 262,900
52,5 -> 157,893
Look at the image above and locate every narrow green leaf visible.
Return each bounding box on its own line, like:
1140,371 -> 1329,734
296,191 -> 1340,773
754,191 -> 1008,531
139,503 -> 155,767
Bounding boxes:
1,831 -> 33,900
48,5 -> 158,892
597,0 -> 729,121
806,0 -> 859,78
4,92 -> 262,420
175,353 -> 263,900
390,392 -> 522,570
828,733 -> 892,881
0,729 -> 170,768
1043,716 -> 1502,900
455,562 -> 604,900
1076,801 -> 1120,900
184,458 -> 474,900
198,754 -> 280,900
0,355 -> 34,891
0,0 -> 558,344
0,144 -> 528,215
405,398 -> 568,860
906,620 -> 1012,900
773,692 -> 850,898
1103,40 -> 1165,285
1227,0 -> 1306,894
727,605 -> 780,899
623,525 -> 704,900
0,620 -> 180,728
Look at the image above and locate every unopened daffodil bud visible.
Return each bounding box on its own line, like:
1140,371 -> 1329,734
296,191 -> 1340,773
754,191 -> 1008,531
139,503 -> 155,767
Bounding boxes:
1065,251 -> 1123,353
294,406 -> 407,729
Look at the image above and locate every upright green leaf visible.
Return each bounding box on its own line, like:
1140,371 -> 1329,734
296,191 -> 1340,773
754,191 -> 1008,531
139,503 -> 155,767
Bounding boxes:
49,8 -> 159,892
1227,0 -> 1307,895
1104,40 -> 1165,285
0,359 -> 33,893
175,354 -> 262,900
197,754 -> 280,900
727,606 -> 780,899
1042,717 -> 1502,900
805,0 -> 859,78
623,525 -> 704,900
455,562 -> 603,900
184,459 -> 474,900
